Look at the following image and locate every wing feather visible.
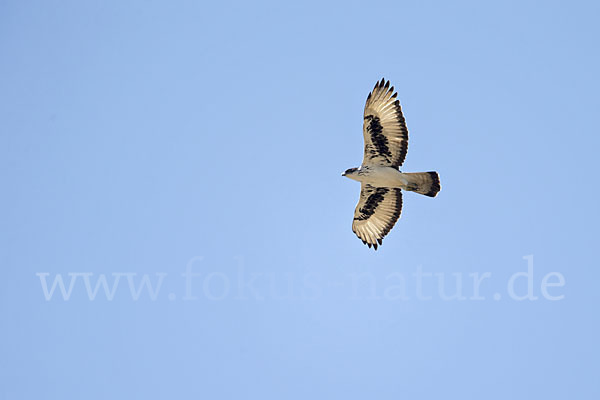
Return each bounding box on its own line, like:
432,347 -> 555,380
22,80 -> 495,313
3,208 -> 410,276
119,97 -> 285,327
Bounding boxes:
352,184 -> 402,250
362,79 -> 409,167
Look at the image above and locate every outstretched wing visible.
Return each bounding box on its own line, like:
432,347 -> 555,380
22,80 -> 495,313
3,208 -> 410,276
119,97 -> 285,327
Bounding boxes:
352,184 -> 402,250
362,79 -> 409,167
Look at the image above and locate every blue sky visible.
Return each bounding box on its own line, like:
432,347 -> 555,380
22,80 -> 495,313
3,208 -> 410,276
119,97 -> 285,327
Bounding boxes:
1,0 -> 599,398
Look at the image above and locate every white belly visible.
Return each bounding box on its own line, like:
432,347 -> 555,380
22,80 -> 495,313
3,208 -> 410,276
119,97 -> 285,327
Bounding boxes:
360,166 -> 407,187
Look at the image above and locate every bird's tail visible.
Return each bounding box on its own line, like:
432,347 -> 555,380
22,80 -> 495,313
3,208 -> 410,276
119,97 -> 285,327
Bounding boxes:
402,172 -> 441,197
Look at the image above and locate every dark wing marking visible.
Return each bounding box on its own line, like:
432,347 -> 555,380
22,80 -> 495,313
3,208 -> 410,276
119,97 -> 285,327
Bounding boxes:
362,78 -> 409,167
352,184 -> 403,250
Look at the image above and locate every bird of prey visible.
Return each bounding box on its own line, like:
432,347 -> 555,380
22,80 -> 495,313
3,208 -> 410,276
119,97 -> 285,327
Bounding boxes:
342,79 -> 440,250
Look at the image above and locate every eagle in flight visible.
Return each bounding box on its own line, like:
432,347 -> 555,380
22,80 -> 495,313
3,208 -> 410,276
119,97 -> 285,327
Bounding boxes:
342,79 -> 440,250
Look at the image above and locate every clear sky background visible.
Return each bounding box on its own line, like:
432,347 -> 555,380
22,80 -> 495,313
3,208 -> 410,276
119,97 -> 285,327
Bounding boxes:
1,0 -> 599,399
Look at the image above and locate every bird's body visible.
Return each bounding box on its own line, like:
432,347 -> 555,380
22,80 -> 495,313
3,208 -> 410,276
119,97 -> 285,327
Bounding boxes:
344,165 -> 408,188
342,79 -> 441,250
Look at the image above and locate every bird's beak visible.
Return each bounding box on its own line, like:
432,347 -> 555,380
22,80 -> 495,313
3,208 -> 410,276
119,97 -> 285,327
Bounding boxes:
341,171 -> 346,176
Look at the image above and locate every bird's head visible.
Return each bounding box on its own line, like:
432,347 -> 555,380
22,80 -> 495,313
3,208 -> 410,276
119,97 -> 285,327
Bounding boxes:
342,167 -> 360,180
